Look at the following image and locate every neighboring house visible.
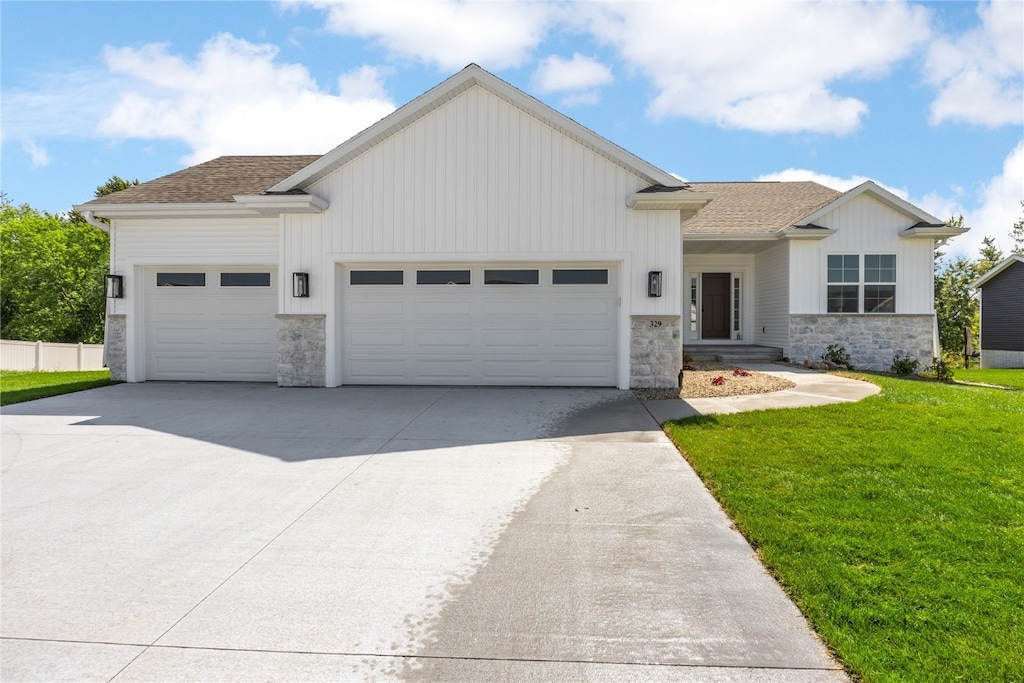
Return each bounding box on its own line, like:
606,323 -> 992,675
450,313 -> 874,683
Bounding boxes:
75,64 -> 965,389
971,254 -> 1024,369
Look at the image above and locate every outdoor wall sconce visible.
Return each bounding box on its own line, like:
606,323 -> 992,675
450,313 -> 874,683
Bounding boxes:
292,272 -> 310,298
648,270 -> 663,298
106,274 -> 124,299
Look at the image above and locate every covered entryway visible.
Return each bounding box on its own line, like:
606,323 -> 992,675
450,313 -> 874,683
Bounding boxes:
143,267 -> 278,381
339,263 -> 618,386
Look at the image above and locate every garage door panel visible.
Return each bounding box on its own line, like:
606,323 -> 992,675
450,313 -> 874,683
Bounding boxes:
341,263 -> 618,386
145,268 -> 276,382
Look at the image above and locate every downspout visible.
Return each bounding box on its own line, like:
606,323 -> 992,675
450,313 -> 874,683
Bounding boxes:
82,210 -> 110,233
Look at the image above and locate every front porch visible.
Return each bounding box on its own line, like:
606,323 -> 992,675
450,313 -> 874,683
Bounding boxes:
684,344 -> 784,364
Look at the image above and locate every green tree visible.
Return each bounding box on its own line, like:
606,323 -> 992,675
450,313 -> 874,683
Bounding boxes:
977,235 -> 1004,274
1011,201 -> 1024,254
1,195 -> 109,343
68,175 -> 140,225
934,256 -> 978,358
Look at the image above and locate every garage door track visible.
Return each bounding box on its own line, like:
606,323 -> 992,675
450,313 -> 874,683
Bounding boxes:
1,384 -> 846,681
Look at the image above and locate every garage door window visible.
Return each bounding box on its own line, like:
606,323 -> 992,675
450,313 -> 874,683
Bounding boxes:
157,272 -> 206,287
351,270 -> 404,285
552,269 -> 608,285
484,269 -> 539,285
220,272 -> 271,287
417,269 -> 471,285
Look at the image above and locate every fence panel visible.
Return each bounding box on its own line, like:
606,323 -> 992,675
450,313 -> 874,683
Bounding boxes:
0,340 -> 106,371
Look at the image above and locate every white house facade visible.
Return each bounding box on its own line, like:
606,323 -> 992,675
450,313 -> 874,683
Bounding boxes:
77,65 -> 965,388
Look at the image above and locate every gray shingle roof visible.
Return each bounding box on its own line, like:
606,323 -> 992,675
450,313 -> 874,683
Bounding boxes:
684,182 -> 841,234
79,155 -> 322,205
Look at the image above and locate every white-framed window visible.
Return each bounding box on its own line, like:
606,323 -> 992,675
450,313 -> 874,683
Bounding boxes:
827,254 -> 895,313
733,275 -> 742,339
689,276 -> 698,332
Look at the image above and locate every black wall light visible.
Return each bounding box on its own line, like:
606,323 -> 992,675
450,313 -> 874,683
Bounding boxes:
647,271 -> 663,298
292,272 -> 310,298
106,274 -> 124,299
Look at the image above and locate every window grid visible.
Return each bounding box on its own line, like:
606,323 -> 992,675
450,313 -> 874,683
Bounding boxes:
826,254 -> 896,313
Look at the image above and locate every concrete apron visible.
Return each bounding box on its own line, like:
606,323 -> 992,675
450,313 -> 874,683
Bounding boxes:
1,384 -> 847,682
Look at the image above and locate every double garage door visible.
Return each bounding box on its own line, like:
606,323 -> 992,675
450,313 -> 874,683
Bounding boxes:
340,263 -> 618,386
144,263 -> 619,386
144,267 -> 278,382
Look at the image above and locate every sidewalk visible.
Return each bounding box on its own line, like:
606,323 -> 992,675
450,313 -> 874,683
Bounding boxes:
643,364 -> 881,424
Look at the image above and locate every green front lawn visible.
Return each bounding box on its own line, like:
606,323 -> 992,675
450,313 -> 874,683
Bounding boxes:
664,375 -> 1023,682
0,370 -> 113,406
953,367 -> 1024,390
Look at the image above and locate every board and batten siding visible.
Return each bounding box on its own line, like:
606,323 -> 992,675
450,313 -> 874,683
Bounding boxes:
789,194 -> 935,314
109,216 -> 281,381
754,242 -> 790,350
979,260 -> 1024,352
280,84 -> 681,316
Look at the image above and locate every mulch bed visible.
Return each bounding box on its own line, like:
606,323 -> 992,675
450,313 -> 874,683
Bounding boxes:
633,361 -> 796,400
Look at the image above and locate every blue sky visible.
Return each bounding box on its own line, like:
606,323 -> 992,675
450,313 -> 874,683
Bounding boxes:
2,0 -> 1021,259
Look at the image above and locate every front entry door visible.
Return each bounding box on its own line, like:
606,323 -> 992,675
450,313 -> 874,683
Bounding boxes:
701,273 -> 731,339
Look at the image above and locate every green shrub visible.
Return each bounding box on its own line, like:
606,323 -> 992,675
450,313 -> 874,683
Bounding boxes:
822,344 -> 854,370
928,356 -> 954,381
890,353 -> 920,376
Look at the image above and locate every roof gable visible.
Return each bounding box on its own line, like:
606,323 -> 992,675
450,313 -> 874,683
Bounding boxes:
269,64 -> 678,193
972,254 -> 1024,289
798,180 -> 943,228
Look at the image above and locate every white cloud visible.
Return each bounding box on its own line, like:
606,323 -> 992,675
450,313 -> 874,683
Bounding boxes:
533,54 -> 612,94
755,168 -> 908,197
926,1 -> 1024,127
580,0 -> 931,134
944,140 -> 1024,258
291,0 -> 552,71
96,34 -> 396,164
21,139 -> 51,168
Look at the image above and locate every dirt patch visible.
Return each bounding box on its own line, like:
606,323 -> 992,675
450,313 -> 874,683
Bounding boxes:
633,362 -> 796,400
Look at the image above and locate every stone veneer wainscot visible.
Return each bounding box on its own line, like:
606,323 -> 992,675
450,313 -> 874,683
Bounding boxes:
105,314 -> 127,382
276,314 -> 327,387
789,314 -> 934,372
630,316 -> 681,388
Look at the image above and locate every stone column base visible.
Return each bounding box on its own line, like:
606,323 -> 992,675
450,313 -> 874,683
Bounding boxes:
105,314 -> 127,382
630,316 -> 681,388
276,314 -> 327,387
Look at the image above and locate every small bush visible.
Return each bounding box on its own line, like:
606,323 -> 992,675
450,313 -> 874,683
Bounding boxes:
822,344 -> 854,370
890,353 -> 920,377
928,356 -> 954,381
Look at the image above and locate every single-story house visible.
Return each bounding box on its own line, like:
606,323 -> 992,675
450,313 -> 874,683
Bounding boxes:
76,64 -> 966,389
971,254 -> 1024,369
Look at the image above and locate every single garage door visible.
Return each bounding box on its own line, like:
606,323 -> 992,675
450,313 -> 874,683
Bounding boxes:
144,267 -> 277,381
340,263 -> 618,386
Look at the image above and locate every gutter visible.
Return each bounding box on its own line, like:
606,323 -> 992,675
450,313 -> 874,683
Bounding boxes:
80,210 -> 110,234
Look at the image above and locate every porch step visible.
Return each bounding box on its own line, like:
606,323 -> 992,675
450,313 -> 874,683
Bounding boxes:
685,345 -> 784,364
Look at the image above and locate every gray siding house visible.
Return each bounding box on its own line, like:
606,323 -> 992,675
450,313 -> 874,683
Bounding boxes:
972,254 -> 1024,369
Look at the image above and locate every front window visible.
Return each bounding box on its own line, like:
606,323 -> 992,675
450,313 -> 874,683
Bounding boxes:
827,254 -> 895,313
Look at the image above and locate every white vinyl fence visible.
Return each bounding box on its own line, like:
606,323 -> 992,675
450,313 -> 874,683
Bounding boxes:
1,340 -> 105,372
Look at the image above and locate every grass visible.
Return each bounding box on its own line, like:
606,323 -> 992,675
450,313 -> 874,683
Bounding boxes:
953,367 -> 1024,390
664,374 -> 1023,682
0,369 -> 114,406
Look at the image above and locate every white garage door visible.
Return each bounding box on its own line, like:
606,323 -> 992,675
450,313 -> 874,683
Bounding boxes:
144,267 -> 277,381
340,263 -> 618,386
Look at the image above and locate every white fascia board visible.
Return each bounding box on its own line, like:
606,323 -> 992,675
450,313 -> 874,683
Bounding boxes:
780,226 -> 837,240
900,225 -> 969,239
971,254 -> 1024,289
71,202 -> 264,220
799,180 -> 943,227
628,192 -> 716,210
683,232 -> 780,241
233,194 -> 328,214
270,64 -> 680,193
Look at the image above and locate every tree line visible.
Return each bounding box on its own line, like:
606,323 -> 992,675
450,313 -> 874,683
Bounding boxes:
935,201 -> 1024,364
1,177 -> 137,344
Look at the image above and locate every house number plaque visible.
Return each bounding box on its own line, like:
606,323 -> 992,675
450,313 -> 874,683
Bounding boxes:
649,320 -> 663,328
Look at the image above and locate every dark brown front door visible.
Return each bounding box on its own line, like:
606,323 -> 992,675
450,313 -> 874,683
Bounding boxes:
702,273 -> 731,339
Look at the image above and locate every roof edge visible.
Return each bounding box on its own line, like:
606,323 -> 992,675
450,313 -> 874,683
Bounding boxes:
971,253 -> 1024,289
798,180 -> 944,227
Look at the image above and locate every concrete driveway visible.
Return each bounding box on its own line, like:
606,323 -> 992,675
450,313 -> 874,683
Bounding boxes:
2,384 -> 846,682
